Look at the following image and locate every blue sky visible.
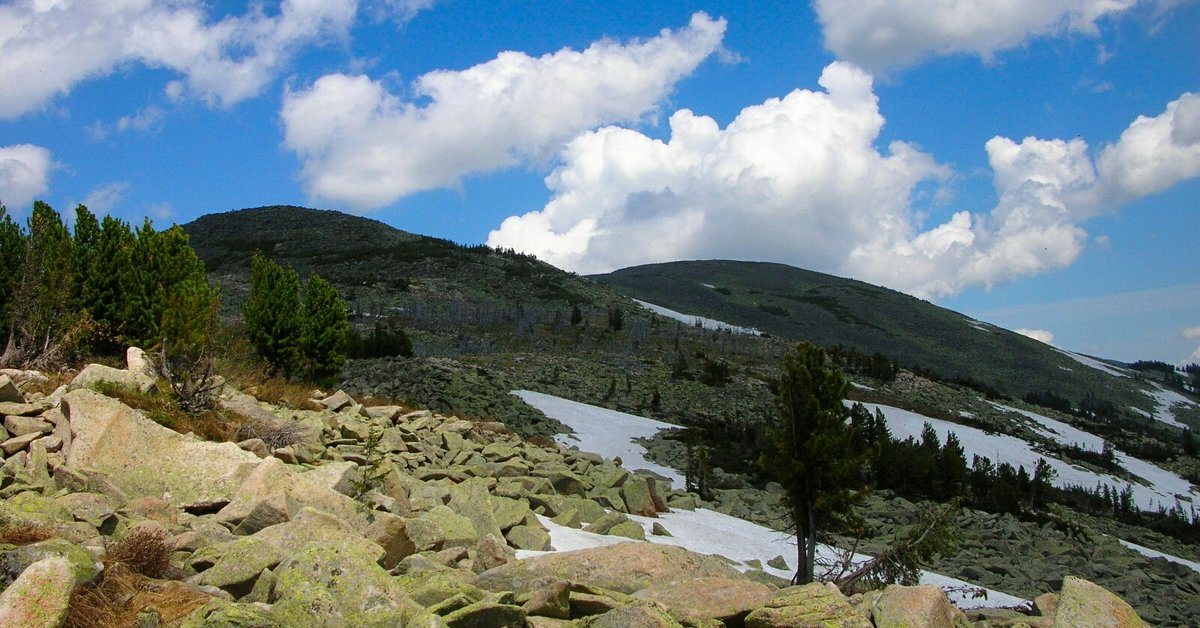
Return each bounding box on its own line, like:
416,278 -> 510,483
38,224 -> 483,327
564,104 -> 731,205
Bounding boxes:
1,0 -> 1197,364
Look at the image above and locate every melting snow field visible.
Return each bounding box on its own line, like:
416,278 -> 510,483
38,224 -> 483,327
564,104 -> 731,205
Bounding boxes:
1117,539 -> 1200,574
515,390 -> 1028,608
515,390 -> 684,485
1057,349 -> 1129,378
863,402 -> 1200,515
632,299 -> 762,336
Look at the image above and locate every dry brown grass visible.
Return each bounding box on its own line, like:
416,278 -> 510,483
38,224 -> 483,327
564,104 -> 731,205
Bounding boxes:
102,527 -> 174,580
234,415 -> 307,449
66,564 -> 211,628
527,434 -> 559,450
0,520 -> 58,545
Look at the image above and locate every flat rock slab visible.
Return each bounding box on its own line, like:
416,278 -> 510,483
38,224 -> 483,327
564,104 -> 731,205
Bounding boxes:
477,542 -> 745,596
633,576 -> 773,623
62,389 -> 261,508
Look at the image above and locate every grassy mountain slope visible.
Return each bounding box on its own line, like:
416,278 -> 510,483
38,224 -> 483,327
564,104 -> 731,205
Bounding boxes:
590,260 -> 1195,425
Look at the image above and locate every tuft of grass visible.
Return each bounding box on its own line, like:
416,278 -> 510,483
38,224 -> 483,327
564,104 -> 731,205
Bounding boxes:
102,527 -> 174,580
66,564 -> 210,628
0,520 -> 58,545
234,416 -> 306,449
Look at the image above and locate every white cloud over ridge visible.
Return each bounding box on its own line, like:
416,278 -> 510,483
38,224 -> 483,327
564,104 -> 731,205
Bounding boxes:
281,12 -> 726,210
487,61 -> 1200,298
0,0 -> 431,119
1016,328 -> 1056,345
813,0 -> 1173,74
0,144 -> 52,211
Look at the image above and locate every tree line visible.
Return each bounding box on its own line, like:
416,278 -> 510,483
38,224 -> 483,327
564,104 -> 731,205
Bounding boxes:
1,202 -> 215,369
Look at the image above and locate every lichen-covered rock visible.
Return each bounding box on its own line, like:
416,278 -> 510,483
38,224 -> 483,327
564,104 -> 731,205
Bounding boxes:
441,597 -> 526,628
253,507 -> 384,564
271,541 -> 422,627
395,570 -> 484,608
869,584 -> 962,628
63,389 -> 261,509
215,456 -> 365,530
423,505 -> 480,549
69,363 -> 155,393
194,536 -> 287,598
0,538 -> 101,589
505,524 -> 551,551
448,477 -> 503,543
491,495 -> 532,531
477,543 -> 745,596
0,556 -> 74,628
179,600 -> 283,627
1054,576 -> 1148,627
575,601 -> 684,627
745,582 -> 871,628
621,478 -> 658,518
0,375 -> 23,403
633,576 -> 773,624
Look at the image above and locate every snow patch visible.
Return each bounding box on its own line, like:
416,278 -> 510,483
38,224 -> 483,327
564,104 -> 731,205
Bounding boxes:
1117,539 -> 1200,574
518,390 -> 1027,608
864,402 -> 1200,515
1143,383 -> 1193,429
1056,349 -> 1128,378
632,299 -> 762,336
514,390 -> 684,486
989,402 -> 1105,452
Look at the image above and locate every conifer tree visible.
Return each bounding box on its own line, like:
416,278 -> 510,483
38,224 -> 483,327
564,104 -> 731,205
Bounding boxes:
84,215 -> 134,345
759,342 -> 870,584
301,273 -> 349,378
242,252 -> 302,376
0,205 -> 24,342
2,202 -> 80,367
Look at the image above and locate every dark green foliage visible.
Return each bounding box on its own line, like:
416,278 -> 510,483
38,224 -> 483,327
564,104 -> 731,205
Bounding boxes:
301,274 -> 349,378
1023,389 -> 1073,414
758,342 -> 870,584
2,202 -> 216,369
829,346 -> 899,382
836,501 -> 959,592
347,321 -> 412,359
699,357 -> 731,387
242,252 -> 302,376
243,253 -> 352,378
2,202 -> 83,368
757,303 -> 789,317
607,306 -> 624,331
0,205 -> 24,338
570,304 -> 582,327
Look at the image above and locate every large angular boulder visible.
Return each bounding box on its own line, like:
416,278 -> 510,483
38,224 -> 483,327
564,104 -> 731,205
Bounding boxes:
62,389 -> 261,508
69,363 -> 155,393
744,583 -> 871,628
633,576 -> 773,624
477,543 -> 746,596
869,584 -> 962,628
215,457 -> 366,530
270,541 -> 423,626
448,477 -> 504,543
0,374 -> 23,403
1054,576 -> 1148,627
0,556 -> 75,628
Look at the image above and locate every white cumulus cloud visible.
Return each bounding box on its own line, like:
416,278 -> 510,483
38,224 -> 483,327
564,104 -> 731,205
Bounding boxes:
813,0 -> 1174,75
0,0 -> 433,119
281,12 -> 727,210
487,62 -> 1200,298
0,144 -> 53,211
1016,328 -> 1056,345
81,182 -> 130,215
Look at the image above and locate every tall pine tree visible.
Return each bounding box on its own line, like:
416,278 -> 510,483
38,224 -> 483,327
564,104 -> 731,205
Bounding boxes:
242,252 -> 302,377
759,342 -> 870,584
301,273 -> 349,378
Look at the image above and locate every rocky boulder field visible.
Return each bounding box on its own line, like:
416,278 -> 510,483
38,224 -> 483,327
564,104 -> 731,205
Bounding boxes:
0,351 -> 1153,626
